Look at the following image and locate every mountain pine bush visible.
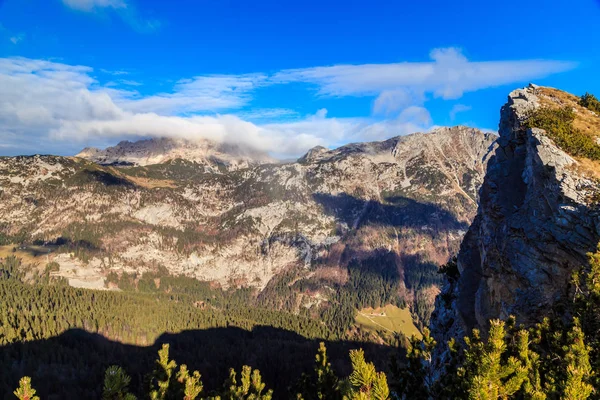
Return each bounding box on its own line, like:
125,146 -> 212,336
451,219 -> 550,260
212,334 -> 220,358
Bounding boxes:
580,93 -> 600,114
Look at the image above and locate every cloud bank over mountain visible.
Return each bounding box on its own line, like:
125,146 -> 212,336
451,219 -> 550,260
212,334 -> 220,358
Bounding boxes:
0,49 -> 575,158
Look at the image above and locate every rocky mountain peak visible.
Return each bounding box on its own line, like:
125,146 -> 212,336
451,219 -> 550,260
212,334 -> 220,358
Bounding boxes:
75,137 -> 276,169
76,147 -> 102,158
298,145 -> 329,163
430,84 -> 600,370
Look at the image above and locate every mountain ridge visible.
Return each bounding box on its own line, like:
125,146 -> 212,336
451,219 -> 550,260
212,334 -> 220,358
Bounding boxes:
75,136 -> 277,170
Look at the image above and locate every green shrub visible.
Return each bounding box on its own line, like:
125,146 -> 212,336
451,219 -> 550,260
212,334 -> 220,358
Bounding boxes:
45,262 -> 60,273
525,106 -> 600,160
580,92 -> 600,113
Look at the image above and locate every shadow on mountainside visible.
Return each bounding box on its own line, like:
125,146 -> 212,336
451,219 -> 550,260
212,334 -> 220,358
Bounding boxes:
313,193 -> 469,232
312,193 -> 467,291
67,168 -> 135,187
0,326 -> 395,400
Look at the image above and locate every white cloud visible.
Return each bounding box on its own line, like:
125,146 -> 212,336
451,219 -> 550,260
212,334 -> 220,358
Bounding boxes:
273,47 -> 576,100
450,104 -> 472,120
9,34 -> 25,45
237,108 -> 299,121
372,89 -> 425,115
0,50 -> 577,158
105,79 -> 142,87
62,0 -> 126,12
119,74 -> 267,115
101,68 -> 130,76
0,57 -> 407,158
49,107 -> 433,159
62,0 -> 160,33
260,106 -> 433,155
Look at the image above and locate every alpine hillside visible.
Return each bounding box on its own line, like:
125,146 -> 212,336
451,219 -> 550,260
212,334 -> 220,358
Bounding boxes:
0,126 -> 495,334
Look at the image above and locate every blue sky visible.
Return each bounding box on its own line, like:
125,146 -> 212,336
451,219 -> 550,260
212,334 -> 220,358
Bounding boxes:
0,0 -> 599,158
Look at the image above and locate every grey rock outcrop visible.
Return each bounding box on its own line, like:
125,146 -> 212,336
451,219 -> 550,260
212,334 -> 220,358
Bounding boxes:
430,85 -> 600,369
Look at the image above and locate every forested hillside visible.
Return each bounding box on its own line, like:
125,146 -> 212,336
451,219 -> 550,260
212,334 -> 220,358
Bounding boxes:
0,254 -> 397,398
6,250 -> 600,399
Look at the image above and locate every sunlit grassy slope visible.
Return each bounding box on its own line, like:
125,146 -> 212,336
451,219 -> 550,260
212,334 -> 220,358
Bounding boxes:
355,304 -> 422,339
0,245 -> 52,266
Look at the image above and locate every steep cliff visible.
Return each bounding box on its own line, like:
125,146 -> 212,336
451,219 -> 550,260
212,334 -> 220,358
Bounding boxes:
430,85 -> 600,364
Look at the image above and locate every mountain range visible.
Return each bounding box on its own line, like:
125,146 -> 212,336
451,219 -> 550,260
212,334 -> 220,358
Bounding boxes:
0,125 -> 495,330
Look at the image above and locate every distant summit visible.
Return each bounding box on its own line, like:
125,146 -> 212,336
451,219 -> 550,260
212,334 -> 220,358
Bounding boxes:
76,137 -> 276,169
297,145 -> 329,163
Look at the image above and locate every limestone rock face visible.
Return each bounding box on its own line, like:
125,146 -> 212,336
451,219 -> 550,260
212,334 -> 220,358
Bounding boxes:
430,85 -> 600,367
